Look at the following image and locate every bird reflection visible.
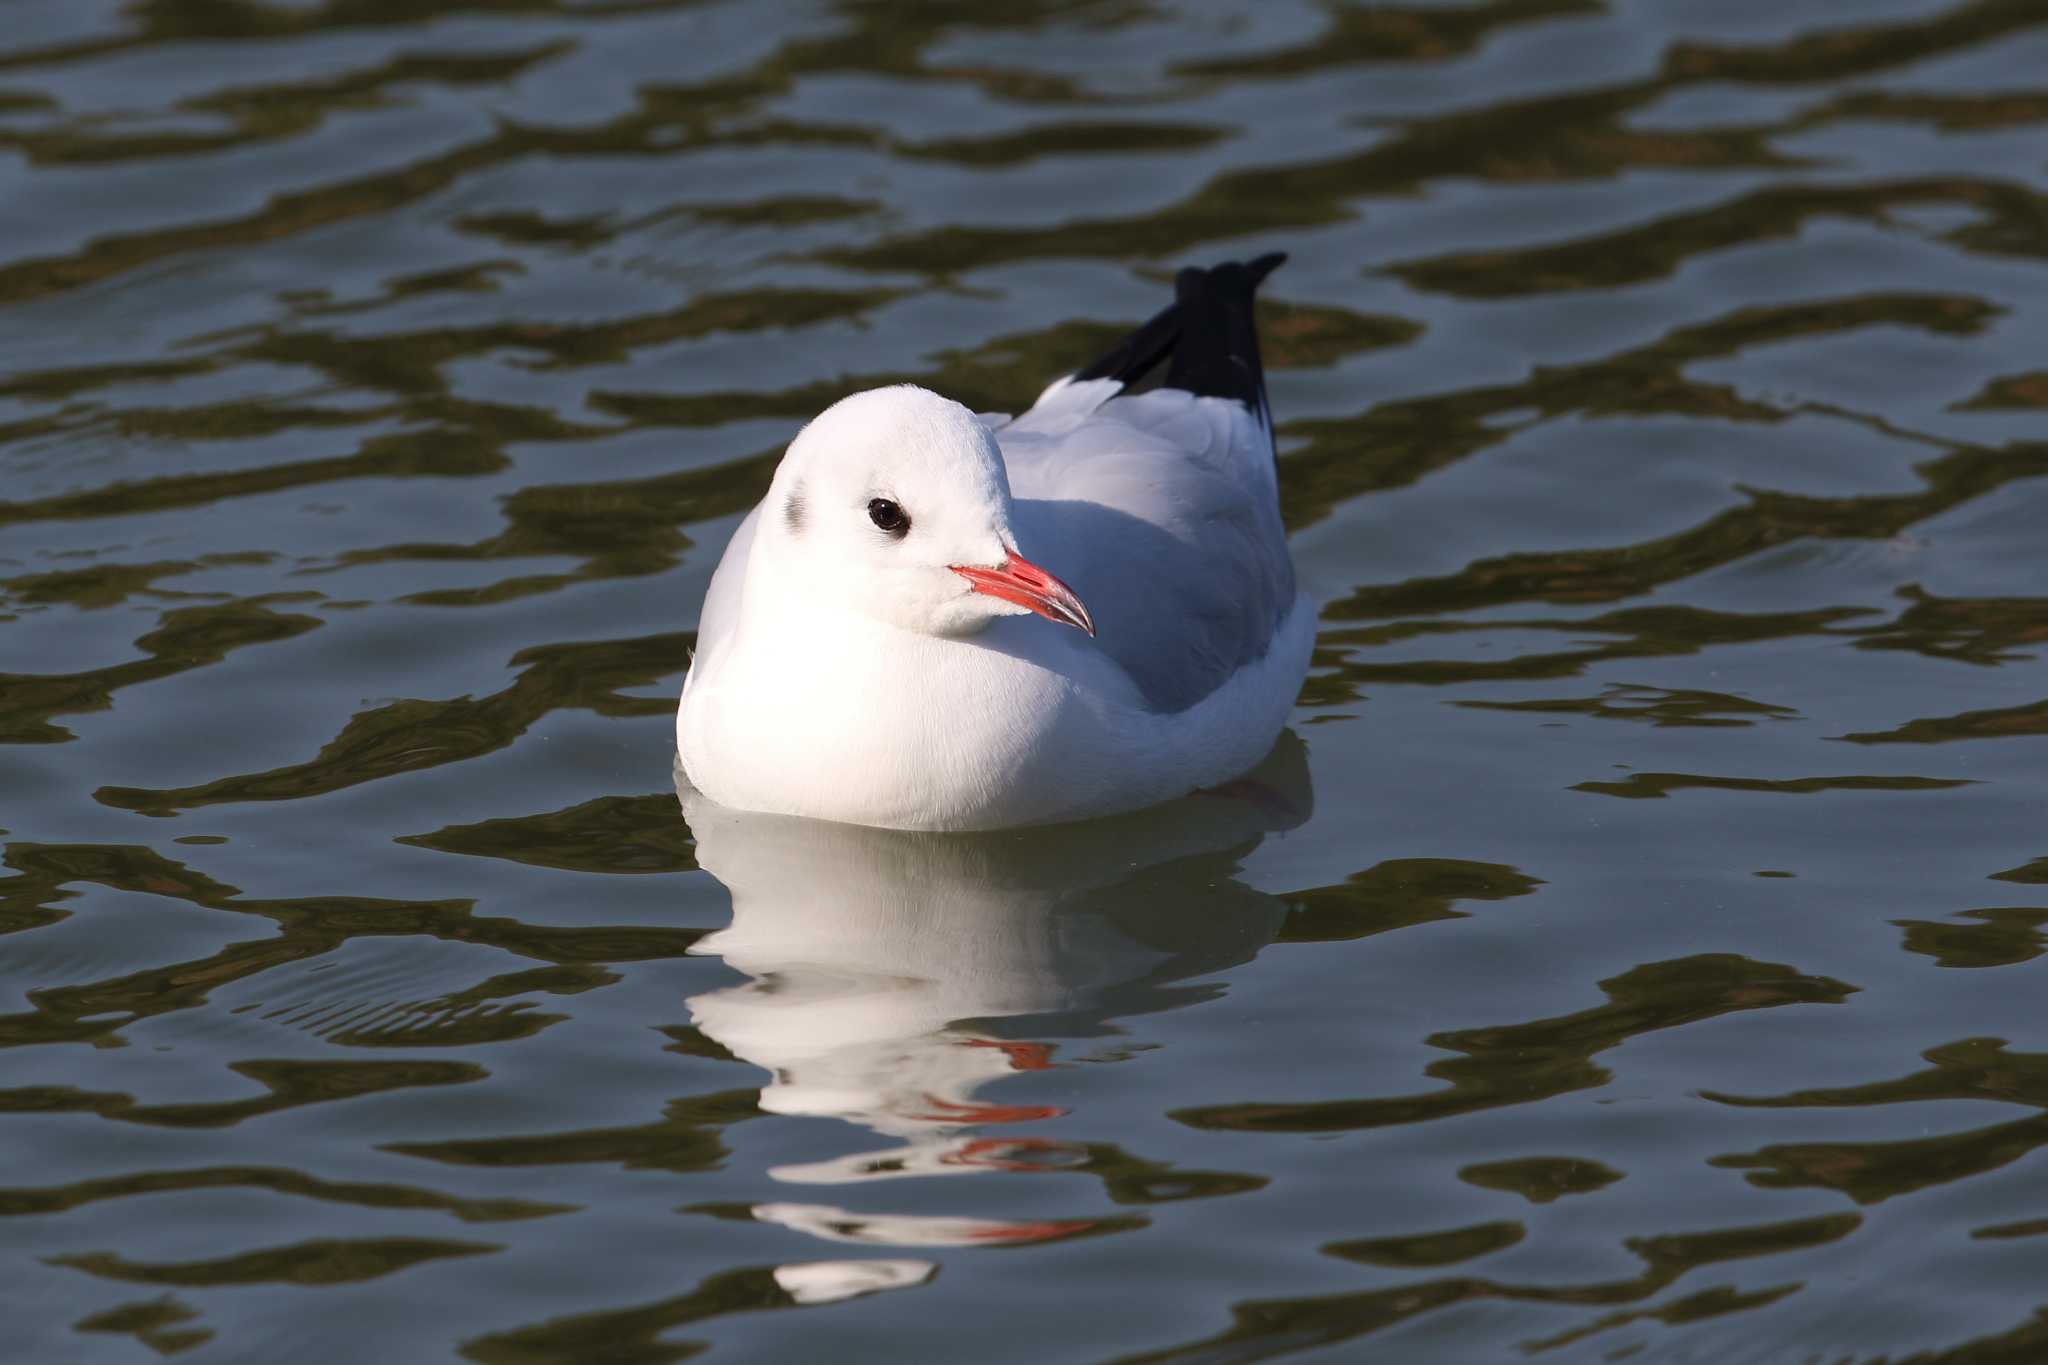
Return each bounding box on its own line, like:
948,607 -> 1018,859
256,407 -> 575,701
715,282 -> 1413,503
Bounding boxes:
677,735 -> 1311,1247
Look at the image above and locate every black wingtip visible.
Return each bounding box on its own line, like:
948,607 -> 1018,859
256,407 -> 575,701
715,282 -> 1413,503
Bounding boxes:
1162,255 -> 1284,424
1072,291 -> 1179,388
1072,254 -> 1287,423
1245,251 -> 1287,287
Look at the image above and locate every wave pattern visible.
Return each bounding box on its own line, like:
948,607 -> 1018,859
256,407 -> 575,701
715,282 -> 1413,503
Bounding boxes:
2,0 -> 2047,1360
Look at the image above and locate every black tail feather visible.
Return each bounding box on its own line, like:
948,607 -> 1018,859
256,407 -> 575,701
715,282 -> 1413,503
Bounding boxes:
1072,252 -> 1286,424
1070,296 -> 1181,390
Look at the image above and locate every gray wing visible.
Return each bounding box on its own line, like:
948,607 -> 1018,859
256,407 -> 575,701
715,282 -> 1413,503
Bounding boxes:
994,379 -> 1296,714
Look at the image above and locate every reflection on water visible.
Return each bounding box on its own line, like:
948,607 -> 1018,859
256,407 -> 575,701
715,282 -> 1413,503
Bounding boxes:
3,0 -> 2048,1359
680,739 -> 1307,1238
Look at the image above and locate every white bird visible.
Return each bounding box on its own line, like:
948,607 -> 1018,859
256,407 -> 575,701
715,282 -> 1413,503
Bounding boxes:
677,255 -> 1313,831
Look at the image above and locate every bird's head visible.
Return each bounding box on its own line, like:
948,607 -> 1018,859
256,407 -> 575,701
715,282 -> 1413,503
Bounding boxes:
761,385 -> 1093,639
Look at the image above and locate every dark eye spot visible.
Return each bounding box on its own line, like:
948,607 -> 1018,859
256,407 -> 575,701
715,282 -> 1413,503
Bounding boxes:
867,498 -> 909,537
783,484 -> 806,534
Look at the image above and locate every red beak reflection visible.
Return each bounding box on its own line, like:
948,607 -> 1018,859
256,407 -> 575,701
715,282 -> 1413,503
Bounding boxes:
950,551 -> 1095,637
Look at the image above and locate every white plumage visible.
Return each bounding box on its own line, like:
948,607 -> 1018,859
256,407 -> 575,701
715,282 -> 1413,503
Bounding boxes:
678,260 -> 1311,830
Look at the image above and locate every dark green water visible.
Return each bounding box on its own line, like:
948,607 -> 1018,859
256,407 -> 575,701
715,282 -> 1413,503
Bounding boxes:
3,1 -> 2048,1359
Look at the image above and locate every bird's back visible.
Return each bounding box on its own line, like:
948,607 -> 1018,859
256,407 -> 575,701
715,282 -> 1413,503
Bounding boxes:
989,253 -> 1297,713
996,381 -> 1294,713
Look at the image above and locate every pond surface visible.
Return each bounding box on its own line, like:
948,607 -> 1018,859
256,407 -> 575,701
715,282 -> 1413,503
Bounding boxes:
4,1 -> 2048,1360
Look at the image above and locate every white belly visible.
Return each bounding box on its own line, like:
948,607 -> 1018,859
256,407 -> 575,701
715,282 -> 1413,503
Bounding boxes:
678,594 -> 1316,832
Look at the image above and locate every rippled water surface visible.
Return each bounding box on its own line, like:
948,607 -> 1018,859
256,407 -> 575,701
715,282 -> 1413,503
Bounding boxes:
4,1 -> 2048,1359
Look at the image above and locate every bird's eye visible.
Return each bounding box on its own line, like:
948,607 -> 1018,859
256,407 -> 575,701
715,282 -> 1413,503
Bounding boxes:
867,498 -> 909,537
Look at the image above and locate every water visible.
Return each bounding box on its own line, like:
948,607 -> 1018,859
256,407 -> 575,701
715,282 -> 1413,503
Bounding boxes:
2,0 -> 2046,1359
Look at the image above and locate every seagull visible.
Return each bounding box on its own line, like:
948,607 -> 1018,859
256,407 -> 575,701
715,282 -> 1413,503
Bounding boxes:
677,254 -> 1313,831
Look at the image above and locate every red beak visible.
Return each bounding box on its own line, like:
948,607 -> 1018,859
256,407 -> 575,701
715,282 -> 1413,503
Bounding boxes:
950,550 -> 1095,637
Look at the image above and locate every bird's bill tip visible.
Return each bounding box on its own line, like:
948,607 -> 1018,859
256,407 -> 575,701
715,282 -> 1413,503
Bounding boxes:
950,552 -> 1095,637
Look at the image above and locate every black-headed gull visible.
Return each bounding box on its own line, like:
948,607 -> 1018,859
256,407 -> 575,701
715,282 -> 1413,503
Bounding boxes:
677,255 -> 1311,830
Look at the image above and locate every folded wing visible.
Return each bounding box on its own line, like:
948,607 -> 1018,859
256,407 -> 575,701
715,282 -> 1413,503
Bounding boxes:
994,256 -> 1296,714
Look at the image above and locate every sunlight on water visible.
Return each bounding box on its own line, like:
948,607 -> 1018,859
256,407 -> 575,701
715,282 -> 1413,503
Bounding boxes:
2,1 -> 2047,1359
